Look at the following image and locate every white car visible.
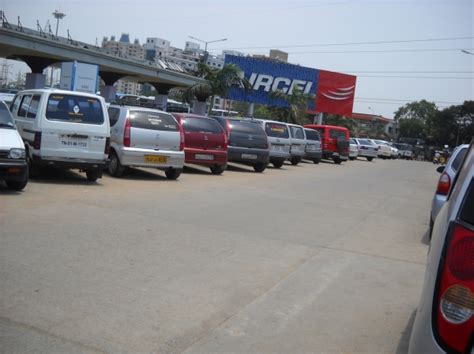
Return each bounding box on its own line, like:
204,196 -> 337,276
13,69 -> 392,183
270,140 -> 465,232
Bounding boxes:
409,141 -> 473,354
353,138 -> 378,161
10,89 -> 110,182
349,138 -> 359,160
288,124 -> 307,166
372,139 -> 392,159
0,101 -> 28,190
107,105 -> 185,179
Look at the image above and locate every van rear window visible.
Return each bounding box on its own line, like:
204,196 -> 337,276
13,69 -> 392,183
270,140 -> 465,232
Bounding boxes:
182,117 -> 223,134
230,121 -> 266,135
305,129 -> 320,141
130,111 -> 178,131
329,129 -> 347,139
46,95 -> 104,124
290,126 -> 305,139
265,123 -> 289,138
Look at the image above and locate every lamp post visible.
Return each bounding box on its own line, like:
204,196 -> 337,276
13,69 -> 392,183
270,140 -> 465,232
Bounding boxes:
188,36 -> 227,63
50,10 -> 65,87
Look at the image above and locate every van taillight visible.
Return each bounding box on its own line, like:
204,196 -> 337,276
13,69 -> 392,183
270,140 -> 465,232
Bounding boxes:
123,117 -> 131,147
179,124 -> 185,151
434,222 -> 474,353
437,172 -> 451,195
33,132 -> 42,150
223,131 -> 228,150
104,137 -> 111,155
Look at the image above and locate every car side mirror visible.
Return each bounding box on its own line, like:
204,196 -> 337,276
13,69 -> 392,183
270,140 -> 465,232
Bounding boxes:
436,165 -> 445,173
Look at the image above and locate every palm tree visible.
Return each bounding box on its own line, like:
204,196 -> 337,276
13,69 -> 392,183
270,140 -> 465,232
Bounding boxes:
185,63 -> 251,115
269,87 -> 314,124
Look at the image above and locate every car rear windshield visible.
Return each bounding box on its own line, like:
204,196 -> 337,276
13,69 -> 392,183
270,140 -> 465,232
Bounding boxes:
46,94 -> 104,124
451,147 -> 468,172
0,101 -> 15,128
329,129 -> 347,139
305,129 -> 320,141
265,122 -> 289,138
290,126 -> 305,139
358,139 -> 374,145
182,117 -> 223,134
230,120 -> 265,135
130,111 -> 179,131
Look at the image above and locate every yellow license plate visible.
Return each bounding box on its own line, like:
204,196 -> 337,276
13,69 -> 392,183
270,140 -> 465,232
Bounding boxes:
144,155 -> 168,163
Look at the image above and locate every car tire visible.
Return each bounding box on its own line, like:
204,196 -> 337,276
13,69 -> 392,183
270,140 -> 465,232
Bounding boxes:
272,160 -> 284,168
253,163 -> 266,173
210,165 -> 225,175
290,157 -> 300,166
165,168 -> 182,180
313,159 -> 320,164
5,178 -> 28,191
367,157 -> 374,162
349,157 -> 356,161
86,169 -> 102,182
333,157 -> 342,164
108,151 -> 124,177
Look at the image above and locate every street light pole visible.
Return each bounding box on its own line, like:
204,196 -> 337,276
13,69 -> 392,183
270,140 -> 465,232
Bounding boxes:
50,10 -> 66,87
188,36 -> 227,63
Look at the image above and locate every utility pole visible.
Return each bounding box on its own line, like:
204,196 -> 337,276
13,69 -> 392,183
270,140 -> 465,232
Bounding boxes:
188,36 -> 227,63
50,10 -> 66,88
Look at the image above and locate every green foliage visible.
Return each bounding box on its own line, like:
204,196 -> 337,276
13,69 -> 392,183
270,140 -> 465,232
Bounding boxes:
394,100 -> 438,121
268,87 -> 314,124
398,118 -> 425,139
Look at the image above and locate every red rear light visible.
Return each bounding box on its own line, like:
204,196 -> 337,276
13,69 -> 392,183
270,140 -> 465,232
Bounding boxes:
123,117 -> 131,147
179,124 -> 185,151
223,131 -> 228,150
104,137 -> 111,155
437,172 -> 451,195
434,222 -> 474,353
33,132 -> 41,150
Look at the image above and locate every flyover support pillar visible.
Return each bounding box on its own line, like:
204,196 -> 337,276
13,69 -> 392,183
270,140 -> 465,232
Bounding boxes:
101,86 -> 117,103
193,101 -> 207,116
25,73 -> 46,89
150,83 -> 175,111
154,94 -> 168,111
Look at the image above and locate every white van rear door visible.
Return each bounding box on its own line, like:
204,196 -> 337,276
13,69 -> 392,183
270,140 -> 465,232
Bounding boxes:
41,94 -> 108,161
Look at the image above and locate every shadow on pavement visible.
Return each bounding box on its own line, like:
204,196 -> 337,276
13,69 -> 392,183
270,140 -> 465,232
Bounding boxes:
117,167 -> 169,181
0,181 -> 24,194
226,163 -> 256,173
396,310 -> 416,354
183,165 -> 212,175
29,168 -> 102,186
420,229 -> 430,246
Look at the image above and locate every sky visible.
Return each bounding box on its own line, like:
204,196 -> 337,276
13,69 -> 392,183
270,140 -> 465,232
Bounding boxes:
1,0 -> 473,118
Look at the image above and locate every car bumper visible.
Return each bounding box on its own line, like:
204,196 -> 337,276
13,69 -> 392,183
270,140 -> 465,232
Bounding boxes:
305,150 -> 322,160
228,146 -> 269,164
32,155 -> 106,170
431,193 -> 447,222
378,151 -> 392,157
322,151 -> 348,160
184,148 -> 227,167
268,147 -> 291,160
349,150 -> 358,158
0,160 -> 28,181
119,148 -> 184,169
358,150 -> 378,158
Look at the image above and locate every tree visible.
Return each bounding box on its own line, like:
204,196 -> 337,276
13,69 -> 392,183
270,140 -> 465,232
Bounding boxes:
398,118 -> 425,139
184,63 -> 250,115
394,100 -> 438,122
268,87 -> 314,124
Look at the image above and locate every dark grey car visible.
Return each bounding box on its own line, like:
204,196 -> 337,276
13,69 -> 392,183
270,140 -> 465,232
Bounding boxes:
211,117 -> 270,172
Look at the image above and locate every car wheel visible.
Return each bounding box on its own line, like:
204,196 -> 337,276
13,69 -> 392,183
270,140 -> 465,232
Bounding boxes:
333,157 -> 342,164
210,165 -> 225,175
313,159 -> 320,164
253,163 -> 266,173
272,160 -> 284,168
86,169 -> 102,182
349,157 -> 355,161
165,168 -> 182,180
290,157 -> 300,166
108,151 -> 124,177
5,178 -> 28,191
367,157 -> 374,162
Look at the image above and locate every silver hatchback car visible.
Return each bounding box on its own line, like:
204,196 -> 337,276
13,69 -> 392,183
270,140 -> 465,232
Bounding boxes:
288,124 -> 307,166
409,141 -> 473,354
254,119 -> 291,168
107,105 -> 185,179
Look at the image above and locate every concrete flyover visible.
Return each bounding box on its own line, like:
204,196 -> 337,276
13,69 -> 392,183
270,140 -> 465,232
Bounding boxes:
0,19 -> 206,105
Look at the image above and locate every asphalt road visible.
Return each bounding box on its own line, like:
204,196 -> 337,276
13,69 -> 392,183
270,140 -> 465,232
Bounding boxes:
0,158 -> 438,353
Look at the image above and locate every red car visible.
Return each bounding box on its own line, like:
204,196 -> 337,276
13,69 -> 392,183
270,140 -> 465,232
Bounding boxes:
304,124 -> 350,164
172,113 -> 228,174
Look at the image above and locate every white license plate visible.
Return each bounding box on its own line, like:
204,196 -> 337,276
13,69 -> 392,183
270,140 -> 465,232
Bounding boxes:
60,139 -> 88,149
195,154 -> 214,160
242,153 -> 258,160
272,145 -> 283,151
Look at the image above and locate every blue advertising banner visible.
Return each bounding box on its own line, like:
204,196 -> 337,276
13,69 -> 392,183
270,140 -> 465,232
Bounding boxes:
225,55 -> 319,109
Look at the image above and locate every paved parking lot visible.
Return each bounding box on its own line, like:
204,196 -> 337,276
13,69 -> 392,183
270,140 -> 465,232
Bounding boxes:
0,158 -> 437,353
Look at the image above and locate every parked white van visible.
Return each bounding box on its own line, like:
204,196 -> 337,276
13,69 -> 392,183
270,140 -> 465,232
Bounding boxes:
0,101 -> 28,190
253,119 -> 291,168
10,89 -> 110,182
288,124 -> 307,166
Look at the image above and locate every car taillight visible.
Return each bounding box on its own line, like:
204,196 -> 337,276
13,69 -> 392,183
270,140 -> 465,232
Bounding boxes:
437,172 -> 451,196
223,132 -> 228,150
179,124 -> 185,151
123,117 -> 131,147
33,132 -> 41,150
104,137 -> 110,155
434,222 -> 474,353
